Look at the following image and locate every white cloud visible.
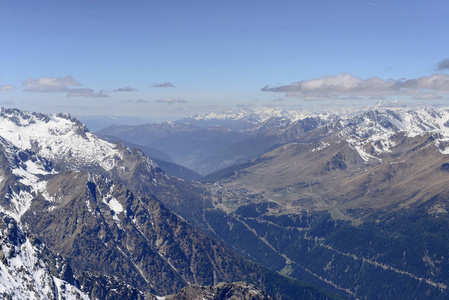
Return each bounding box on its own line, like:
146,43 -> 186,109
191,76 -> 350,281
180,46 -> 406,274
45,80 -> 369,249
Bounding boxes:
0,85 -> 14,91
23,75 -> 108,98
156,97 -> 188,105
24,75 -> 81,88
66,88 -> 108,98
114,87 -> 137,92
262,73 -> 449,100
151,82 -> 176,88
157,97 -> 176,104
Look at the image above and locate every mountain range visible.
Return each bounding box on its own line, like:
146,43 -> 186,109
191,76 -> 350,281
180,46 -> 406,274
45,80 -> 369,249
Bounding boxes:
97,107 -> 334,175
207,108 -> 449,217
97,106 -> 449,299
0,108 -> 335,299
5,105 -> 449,299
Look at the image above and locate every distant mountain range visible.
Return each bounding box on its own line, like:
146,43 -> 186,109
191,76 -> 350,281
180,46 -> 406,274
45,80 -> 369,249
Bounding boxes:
98,133 -> 203,181
97,107 -> 336,175
99,106 -> 449,178
177,107 -> 310,130
97,121 -> 250,175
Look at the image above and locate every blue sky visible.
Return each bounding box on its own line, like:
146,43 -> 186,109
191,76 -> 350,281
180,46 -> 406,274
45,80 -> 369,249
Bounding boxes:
1,0 -> 449,122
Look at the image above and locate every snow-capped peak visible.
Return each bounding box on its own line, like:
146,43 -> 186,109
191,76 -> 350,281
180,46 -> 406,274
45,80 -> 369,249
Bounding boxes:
0,108 -> 122,171
334,107 -> 449,161
0,108 -> 163,221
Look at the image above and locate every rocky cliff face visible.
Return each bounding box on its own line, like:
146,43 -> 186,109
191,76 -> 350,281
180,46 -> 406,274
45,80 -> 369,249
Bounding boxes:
21,171 -> 261,295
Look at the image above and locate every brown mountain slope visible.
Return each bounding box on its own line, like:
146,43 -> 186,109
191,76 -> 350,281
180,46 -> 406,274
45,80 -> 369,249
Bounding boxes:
216,132 -> 449,221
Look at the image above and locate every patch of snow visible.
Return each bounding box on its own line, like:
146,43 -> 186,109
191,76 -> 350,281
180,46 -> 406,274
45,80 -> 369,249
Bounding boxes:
337,108 -> 449,158
5,164 -> 56,218
103,195 -> 123,214
85,195 -> 93,213
311,142 -> 330,152
0,232 -> 89,299
347,138 -> 382,163
24,160 -> 52,175
53,277 -> 90,300
9,190 -> 34,220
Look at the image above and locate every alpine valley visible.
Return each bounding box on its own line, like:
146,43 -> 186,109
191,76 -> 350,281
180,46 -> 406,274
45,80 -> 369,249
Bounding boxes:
99,106 -> 449,299
3,106 -> 449,299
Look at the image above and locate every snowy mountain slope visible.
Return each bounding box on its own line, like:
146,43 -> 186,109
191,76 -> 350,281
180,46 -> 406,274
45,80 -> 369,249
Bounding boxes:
0,108 -> 163,177
183,106 -> 449,153
0,212 -> 89,300
0,108 -> 168,205
0,108 -> 124,172
335,107 -> 449,162
219,107 -> 449,164
0,137 -> 55,221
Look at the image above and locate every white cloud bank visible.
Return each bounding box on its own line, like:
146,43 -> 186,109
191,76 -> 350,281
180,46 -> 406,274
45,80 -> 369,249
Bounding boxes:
262,73 -> 449,100
23,76 -> 108,98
